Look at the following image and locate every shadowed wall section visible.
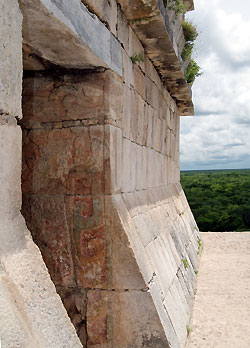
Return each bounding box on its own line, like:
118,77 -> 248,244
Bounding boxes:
21,63 -> 200,348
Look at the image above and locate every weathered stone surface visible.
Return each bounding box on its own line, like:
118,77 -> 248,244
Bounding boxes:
20,0 -> 122,75
118,0 -> 194,115
0,229 -> 82,348
0,124 -> 22,214
117,6 -> 129,52
0,0 -> 22,118
104,125 -> 123,194
22,195 -> 75,287
105,195 -> 146,290
18,2 -> 199,346
22,126 -> 104,195
57,287 -> 88,345
87,289 -> 169,348
114,184 -> 200,348
22,73 -> 106,124
81,0 -> 118,36
65,195 -> 107,288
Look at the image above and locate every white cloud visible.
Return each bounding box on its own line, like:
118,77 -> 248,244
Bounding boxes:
180,0 -> 250,170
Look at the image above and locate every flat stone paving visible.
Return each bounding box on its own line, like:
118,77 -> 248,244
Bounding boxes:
186,232 -> 250,348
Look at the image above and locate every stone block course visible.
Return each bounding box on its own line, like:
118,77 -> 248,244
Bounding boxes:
0,0 -> 22,118
2,0 -> 199,347
22,126 -> 104,195
117,6 -> 129,52
22,195 -> 75,287
81,0 -> 118,36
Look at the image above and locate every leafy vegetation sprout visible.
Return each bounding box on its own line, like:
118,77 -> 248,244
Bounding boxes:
185,59 -> 202,84
182,258 -> 189,269
130,53 -> 145,64
187,326 -> 192,335
164,0 -> 187,18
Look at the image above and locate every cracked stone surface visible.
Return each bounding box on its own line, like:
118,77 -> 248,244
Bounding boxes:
186,232 -> 250,348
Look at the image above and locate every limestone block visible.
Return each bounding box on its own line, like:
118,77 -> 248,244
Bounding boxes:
22,74 -> 106,124
122,48 -> 134,86
142,146 -> 148,189
147,148 -> 155,188
161,154 -> 168,185
136,95 -> 147,146
163,284 -> 189,347
166,107 -> 171,129
135,145 -> 142,191
136,145 -> 147,191
121,137 -> 132,193
129,87 -> 137,142
145,58 -> 161,91
146,76 -> 160,110
163,88 -> 171,105
117,6 -> 129,52
161,119 -> 168,155
133,213 -> 158,247
0,0 -> 22,118
152,115 -> 163,152
146,104 -> 154,148
166,128 -> 171,157
22,126 -> 104,195
82,0 -> 118,36
122,192 -> 140,219
128,26 -> 145,72
133,189 -> 150,214
22,195 -> 75,287
121,139 -> 137,193
130,142 -> 137,192
149,282 -> 178,348
104,125 -> 122,194
0,124 -> 22,213
114,199 -> 156,285
0,227 -> 82,348
170,131 -> 176,159
170,98 -> 177,112
156,151 -> 162,187
104,71 -> 123,128
87,289 -> 169,348
64,194 -> 106,288
104,195 -> 146,290
132,63 -> 146,100
122,84 -> 131,139
146,237 -> 177,293
0,268 -> 38,348
56,288 -> 88,345
20,0 -> 122,75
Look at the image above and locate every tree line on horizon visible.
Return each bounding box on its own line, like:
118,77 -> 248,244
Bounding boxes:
181,169 -> 250,232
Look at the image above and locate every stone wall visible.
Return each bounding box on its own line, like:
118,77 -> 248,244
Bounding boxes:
0,1 -> 83,347
0,0 -> 200,347
21,2 -> 200,347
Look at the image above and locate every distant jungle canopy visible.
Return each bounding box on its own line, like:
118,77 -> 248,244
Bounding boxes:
181,169 -> 250,232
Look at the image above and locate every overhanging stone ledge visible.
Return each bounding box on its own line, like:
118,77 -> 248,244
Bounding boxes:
19,0 -> 122,76
116,0 -> 194,116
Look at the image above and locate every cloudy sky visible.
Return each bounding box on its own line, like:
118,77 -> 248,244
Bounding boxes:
180,0 -> 250,170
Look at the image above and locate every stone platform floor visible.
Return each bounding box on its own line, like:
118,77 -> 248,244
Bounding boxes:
185,232 -> 250,348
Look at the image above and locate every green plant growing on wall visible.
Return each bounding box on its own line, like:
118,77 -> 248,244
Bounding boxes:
181,42 -> 194,61
164,0 -> 187,18
187,326 -> 192,335
182,258 -> 189,269
181,21 -> 198,61
185,59 -> 202,84
130,53 -> 145,64
197,236 -> 202,248
182,20 -> 198,42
